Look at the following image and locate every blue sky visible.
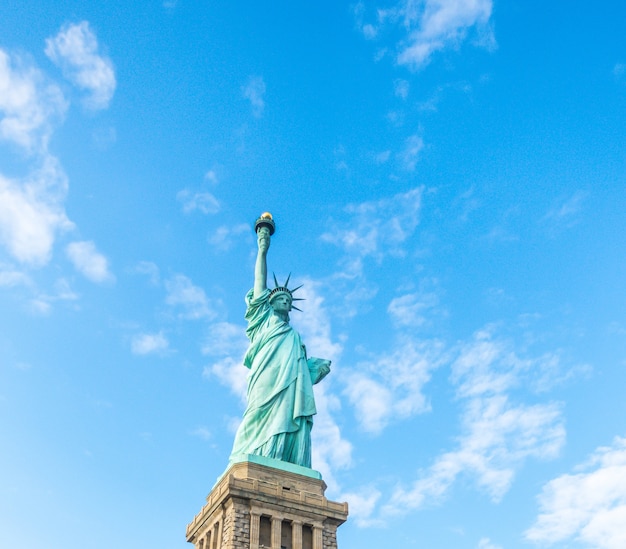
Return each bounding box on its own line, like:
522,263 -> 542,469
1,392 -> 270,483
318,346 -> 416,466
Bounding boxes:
1,1 -> 626,548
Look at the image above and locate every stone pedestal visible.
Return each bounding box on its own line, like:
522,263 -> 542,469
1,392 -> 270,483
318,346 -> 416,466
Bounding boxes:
186,457 -> 348,549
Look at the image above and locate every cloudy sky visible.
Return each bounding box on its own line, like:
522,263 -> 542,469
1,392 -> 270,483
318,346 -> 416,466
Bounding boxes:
1,1 -> 626,548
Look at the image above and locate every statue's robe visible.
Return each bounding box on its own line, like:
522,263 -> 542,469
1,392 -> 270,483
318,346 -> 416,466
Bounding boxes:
229,288 -> 329,467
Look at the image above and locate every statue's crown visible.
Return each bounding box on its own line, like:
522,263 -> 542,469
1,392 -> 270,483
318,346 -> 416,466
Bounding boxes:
269,273 -> 304,311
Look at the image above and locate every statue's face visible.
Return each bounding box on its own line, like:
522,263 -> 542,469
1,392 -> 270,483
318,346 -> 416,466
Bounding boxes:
271,294 -> 292,313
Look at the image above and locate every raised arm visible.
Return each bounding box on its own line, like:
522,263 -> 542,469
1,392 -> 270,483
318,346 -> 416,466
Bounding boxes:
253,226 -> 270,298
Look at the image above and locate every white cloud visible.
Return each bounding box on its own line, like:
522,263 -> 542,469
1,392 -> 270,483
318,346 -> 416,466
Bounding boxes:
66,240 -> 114,283
23,277 -> 79,315
542,190 -> 587,230
362,24 -> 378,39
399,133 -> 424,170
341,486 -> 382,527
374,149 -> 391,164
353,2 -> 380,40
0,49 -> 66,152
291,279 -> 344,362
477,538 -> 502,549
45,21 -> 116,110
383,329 -> 565,515
189,426 -> 211,441
387,289 -> 439,328
202,322 -> 249,403
311,384 -> 353,490
133,260 -> 160,285
205,355 -> 248,403
396,0 -> 494,69
345,336 -> 443,434
0,263 -> 31,287
165,274 -> 215,320
202,321 -> 247,357
91,125 -> 116,150
242,75 -> 266,117
0,50 -> 75,269
204,169 -> 219,185
48,277 -> 79,302
29,297 -> 52,315
131,331 -> 169,355
0,159 -> 74,266
394,78 -> 410,99
321,186 -> 423,276
451,327 -> 523,398
207,223 -> 249,252
526,436 -> 626,549
177,189 -> 220,214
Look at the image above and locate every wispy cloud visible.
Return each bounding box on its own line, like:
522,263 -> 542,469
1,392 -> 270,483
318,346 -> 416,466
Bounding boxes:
340,486 -> 383,527
189,426 -> 211,440
1,33 -> 115,309
387,287 -> 440,328
177,189 -> 220,214
477,538 -> 502,549
207,355 -> 249,404
526,436 -> 626,549
542,190 -> 587,231
398,133 -> 424,170
344,336 -> 444,434
356,0 -> 494,69
0,50 -> 67,152
242,75 -> 266,118
374,149 -> 391,164
397,0 -> 494,69
394,78 -> 410,99
131,331 -> 169,355
28,277 -> 79,314
202,321 -> 249,403
0,157 -> 74,266
202,321 -> 247,358
204,169 -> 219,185
291,279 -> 344,362
321,186 -> 423,276
382,329 -> 565,516
207,223 -> 249,252
45,21 -> 116,110
353,2 -> 379,40
66,240 -> 114,283
133,260 -> 160,286
0,50 -> 74,268
165,274 -> 216,320
0,264 -> 31,287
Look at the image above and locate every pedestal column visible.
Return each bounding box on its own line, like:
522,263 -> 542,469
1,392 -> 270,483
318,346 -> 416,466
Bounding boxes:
271,517 -> 282,549
312,524 -> 323,549
292,520 -> 302,549
250,512 -> 260,549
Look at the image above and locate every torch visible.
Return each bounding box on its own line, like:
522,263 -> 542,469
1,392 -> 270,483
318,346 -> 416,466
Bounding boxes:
254,212 -> 275,235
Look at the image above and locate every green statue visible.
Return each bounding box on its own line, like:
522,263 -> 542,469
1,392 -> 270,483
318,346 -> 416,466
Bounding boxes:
229,213 -> 330,468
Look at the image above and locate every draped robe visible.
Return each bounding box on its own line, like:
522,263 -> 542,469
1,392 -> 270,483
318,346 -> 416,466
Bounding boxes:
229,288 -> 329,468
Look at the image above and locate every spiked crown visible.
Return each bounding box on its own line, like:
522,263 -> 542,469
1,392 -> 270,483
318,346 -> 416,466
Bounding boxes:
269,273 -> 304,312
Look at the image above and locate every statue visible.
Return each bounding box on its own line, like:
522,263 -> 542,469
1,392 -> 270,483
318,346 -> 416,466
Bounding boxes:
229,213 -> 330,468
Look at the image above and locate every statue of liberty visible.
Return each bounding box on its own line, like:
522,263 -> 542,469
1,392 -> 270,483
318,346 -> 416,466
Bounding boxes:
229,213 -> 330,468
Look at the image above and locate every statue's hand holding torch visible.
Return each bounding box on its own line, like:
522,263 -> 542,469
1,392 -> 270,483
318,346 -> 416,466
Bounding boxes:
255,212 -> 275,255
